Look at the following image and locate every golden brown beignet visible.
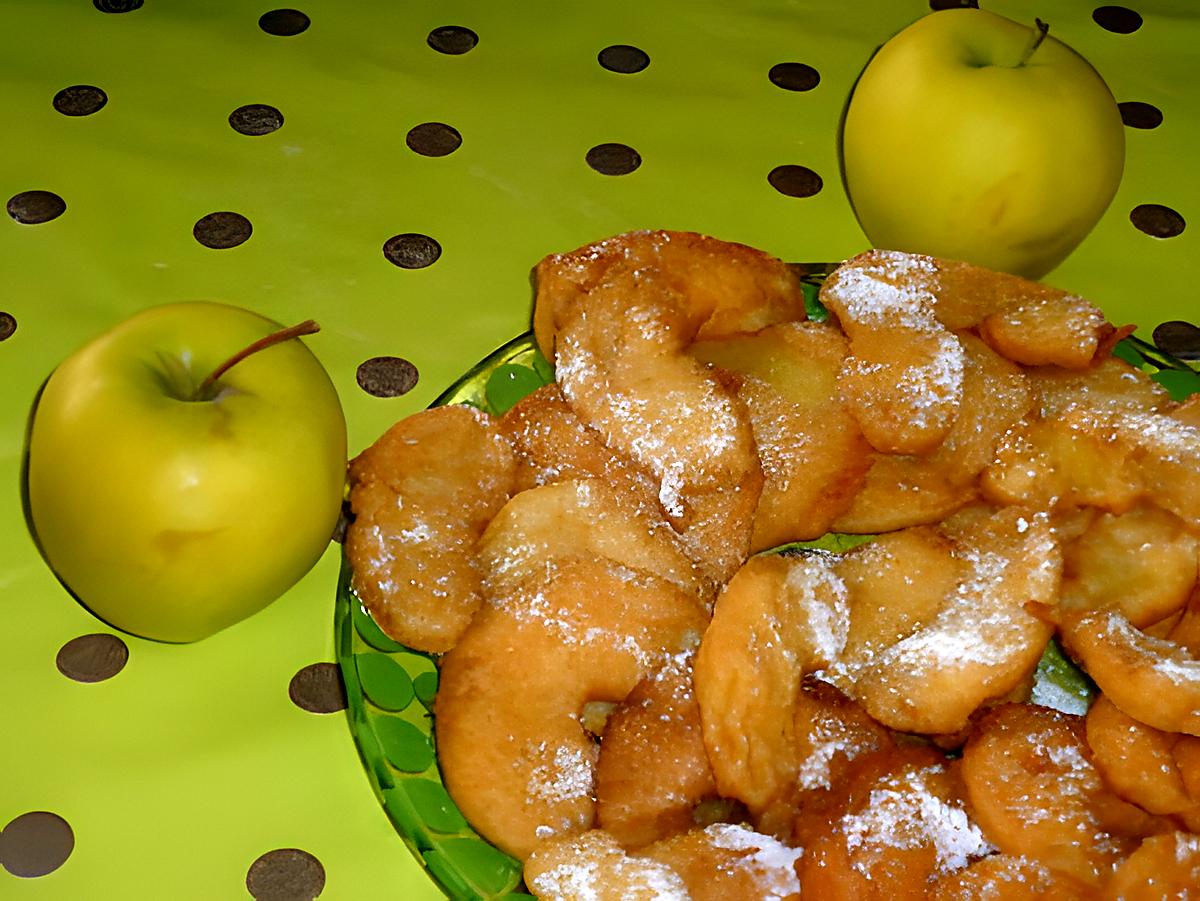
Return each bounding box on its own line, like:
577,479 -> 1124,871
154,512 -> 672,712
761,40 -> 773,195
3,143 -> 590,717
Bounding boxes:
345,404 -> 514,652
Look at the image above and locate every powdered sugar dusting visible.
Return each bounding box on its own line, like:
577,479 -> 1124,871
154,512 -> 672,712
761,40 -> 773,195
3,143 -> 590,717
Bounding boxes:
527,742 -> 596,806
823,252 -> 966,438
784,553 -> 849,668
527,831 -> 689,901
824,253 -> 940,329
1101,611 -> 1200,685
704,823 -> 804,900
796,713 -> 881,791
839,765 -> 993,875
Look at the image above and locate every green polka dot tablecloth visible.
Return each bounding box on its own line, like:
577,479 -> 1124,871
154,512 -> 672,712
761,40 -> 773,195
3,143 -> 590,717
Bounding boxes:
2,0 -> 1197,898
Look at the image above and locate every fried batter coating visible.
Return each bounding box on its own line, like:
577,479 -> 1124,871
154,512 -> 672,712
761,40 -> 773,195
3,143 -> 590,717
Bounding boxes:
831,332 -> 1033,533
435,557 -> 708,860
1059,608 -> 1200,737
1103,832 -> 1200,900
532,229 -> 807,362
499,384 -> 661,517
1174,393 -> 1200,428
554,276 -> 763,585
344,404 -> 514,652
798,745 -> 992,900
689,320 -> 873,550
961,704 -> 1153,887
982,407 -> 1200,529
832,507 -> 1058,735
693,553 -> 848,813
1058,504 -> 1198,628
638,823 -> 803,901
901,252 -> 1118,368
594,654 -> 719,849
819,251 -> 965,456
1027,355 -> 1171,418
524,829 -> 688,901
930,853 -> 1094,900
753,678 -> 894,840
1086,695 -> 1196,816
820,249 -> 1117,456
478,478 -> 706,601
525,824 -> 802,901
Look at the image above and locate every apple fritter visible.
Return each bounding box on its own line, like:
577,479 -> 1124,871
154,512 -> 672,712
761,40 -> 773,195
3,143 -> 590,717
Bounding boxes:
1026,355 -> 1171,417
693,553 -> 848,813
524,823 -> 803,901
831,332 -> 1033,533
498,383 -> 662,520
835,507 -> 1058,735
344,404 -> 515,653
689,320 -> 873,550
905,251 -> 1119,368
1057,504 -> 1198,627
960,704 -> 1149,888
930,853 -> 1094,900
637,823 -> 803,901
594,654 -> 719,849
818,250 -> 1117,454
435,557 -> 708,860
1086,694 -> 1195,816
478,478 -> 706,601
531,228 -> 807,362
523,829 -> 688,901
1103,832 -> 1200,900
797,745 -> 991,900
1059,607 -> 1200,737
819,251 -> 965,456
554,276 -> 763,585
982,407 -> 1200,529
753,677 -> 894,841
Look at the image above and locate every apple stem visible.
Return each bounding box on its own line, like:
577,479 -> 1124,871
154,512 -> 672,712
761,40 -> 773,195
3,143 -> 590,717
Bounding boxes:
194,320 -> 320,400
1018,18 -> 1050,66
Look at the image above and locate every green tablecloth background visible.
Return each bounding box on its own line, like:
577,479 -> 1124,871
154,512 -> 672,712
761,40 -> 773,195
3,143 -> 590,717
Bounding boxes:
2,0 -> 1196,897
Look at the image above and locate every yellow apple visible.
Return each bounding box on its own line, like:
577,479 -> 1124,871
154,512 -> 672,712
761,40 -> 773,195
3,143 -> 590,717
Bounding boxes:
27,302 -> 347,642
841,8 -> 1125,279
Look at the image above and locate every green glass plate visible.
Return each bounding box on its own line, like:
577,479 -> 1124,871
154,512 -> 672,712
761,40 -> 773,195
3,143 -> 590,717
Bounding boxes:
334,311 -> 1198,900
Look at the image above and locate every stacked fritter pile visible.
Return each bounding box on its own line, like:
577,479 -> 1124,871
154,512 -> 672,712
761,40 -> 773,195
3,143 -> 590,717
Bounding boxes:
346,231 -> 1200,899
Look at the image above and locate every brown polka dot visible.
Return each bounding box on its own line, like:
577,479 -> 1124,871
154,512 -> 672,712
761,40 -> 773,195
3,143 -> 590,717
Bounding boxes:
586,143 -> 641,176
56,633 -> 129,683
1152,321 -> 1200,360
598,44 -> 650,74
405,122 -> 462,157
229,104 -> 284,136
53,85 -> 107,116
246,848 -> 325,901
1,812 -> 74,878
1093,5 -> 1143,33
1119,101 -> 1163,129
929,0 -> 978,8
0,312 -> 16,341
356,356 -> 419,397
1130,203 -> 1185,238
768,62 -> 820,92
93,0 -> 143,11
382,233 -> 441,269
259,9 -> 310,36
427,25 -> 477,55
768,165 -> 823,198
194,211 -> 253,249
7,191 -> 66,224
288,663 -> 347,714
